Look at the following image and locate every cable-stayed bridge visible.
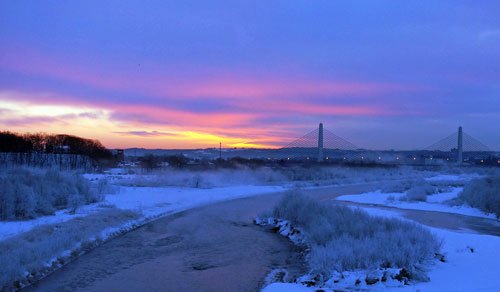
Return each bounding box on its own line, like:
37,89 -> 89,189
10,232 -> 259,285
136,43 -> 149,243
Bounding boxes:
270,124 -> 496,165
273,123 -> 360,161
425,127 -> 490,152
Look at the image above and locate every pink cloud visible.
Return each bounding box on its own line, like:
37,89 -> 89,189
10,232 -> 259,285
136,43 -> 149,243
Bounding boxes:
0,46 -> 421,101
0,47 -> 430,148
230,100 -> 391,116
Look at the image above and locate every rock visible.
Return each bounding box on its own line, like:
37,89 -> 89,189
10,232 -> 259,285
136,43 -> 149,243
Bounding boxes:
381,272 -> 387,282
365,277 -> 379,285
302,280 -> 316,287
394,268 -> 410,284
435,253 -> 446,262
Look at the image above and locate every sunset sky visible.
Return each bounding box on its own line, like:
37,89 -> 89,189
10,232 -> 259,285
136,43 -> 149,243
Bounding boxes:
1,1 -> 499,150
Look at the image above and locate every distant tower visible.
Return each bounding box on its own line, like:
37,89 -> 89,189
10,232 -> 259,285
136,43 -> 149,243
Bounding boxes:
318,123 -> 324,162
457,126 -> 463,165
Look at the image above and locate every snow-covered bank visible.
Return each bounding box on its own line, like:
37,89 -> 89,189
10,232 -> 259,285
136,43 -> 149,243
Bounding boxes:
258,192 -> 442,291
336,188 -> 497,219
400,228 -> 500,292
0,185 -> 285,241
0,204 -> 100,240
108,185 -> 285,214
263,206 -> 500,292
361,207 -> 500,292
0,184 -> 287,290
424,174 -> 481,182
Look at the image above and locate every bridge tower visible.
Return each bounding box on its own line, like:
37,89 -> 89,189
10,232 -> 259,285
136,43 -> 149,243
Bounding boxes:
457,126 -> 463,165
318,123 -> 324,162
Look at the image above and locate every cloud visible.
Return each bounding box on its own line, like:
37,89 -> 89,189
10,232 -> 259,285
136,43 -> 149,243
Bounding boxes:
0,112 -> 102,127
0,47 -> 419,102
0,116 -> 63,127
76,111 -> 105,119
113,130 -> 180,137
0,96 -> 108,128
0,88 -> 430,150
0,108 -> 13,115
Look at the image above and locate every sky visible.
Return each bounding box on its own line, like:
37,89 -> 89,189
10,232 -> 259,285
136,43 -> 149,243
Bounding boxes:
1,1 -> 499,150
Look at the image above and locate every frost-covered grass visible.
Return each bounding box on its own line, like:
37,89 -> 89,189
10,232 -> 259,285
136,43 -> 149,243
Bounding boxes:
401,184 -> 437,202
0,167 -> 107,220
119,167 -> 286,188
117,165 -> 438,189
382,178 -> 438,199
382,178 -> 460,202
279,165 -> 435,186
272,192 -> 441,282
0,207 -> 139,290
338,171 -> 499,218
337,188 -> 498,219
459,176 -> 500,219
0,184 -> 285,241
381,178 -> 430,193
0,182 -> 286,289
264,206 -> 500,292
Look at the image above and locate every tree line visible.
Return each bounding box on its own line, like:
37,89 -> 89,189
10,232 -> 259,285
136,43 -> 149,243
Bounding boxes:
0,131 -> 113,161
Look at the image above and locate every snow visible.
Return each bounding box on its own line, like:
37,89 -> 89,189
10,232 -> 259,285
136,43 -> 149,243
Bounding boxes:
0,184 -> 285,241
398,228 -> 500,292
425,189 -> 462,203
262,206 -> 500,292
0,204 -> 101,240
425,174 -> 481,182
262,283 -> 313,292
336,188 -> 497,219
366,207 -> 500,292
106,185 -> 285,216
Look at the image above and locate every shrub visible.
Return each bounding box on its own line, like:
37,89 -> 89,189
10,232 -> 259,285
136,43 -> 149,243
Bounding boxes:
403,185 -> 436,202
381,178 -> 433,193
120,167 -> 287,188
381,178 -> 437,202
0,167 -> 105,220
272,192 -> 441,280
120,165 -> 436,189
459,176 -> 500,219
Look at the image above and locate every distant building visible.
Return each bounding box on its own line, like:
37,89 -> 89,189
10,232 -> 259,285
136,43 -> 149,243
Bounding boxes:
115,149 -> 125,162
425,157 -> 446,165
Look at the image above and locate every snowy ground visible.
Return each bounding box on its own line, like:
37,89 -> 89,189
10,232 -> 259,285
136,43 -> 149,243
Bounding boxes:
263,206 -> 500,292
336,188 -> 497,219
0,184 -> 285,240
424,174 -> 481,182
336,173 -> 497,219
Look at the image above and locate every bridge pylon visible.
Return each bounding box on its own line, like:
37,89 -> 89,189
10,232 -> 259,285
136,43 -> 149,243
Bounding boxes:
318,123 -> 324,162
457,126 -> 463,165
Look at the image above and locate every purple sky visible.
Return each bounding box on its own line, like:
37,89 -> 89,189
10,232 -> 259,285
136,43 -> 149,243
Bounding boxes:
1,1 -> 499,149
